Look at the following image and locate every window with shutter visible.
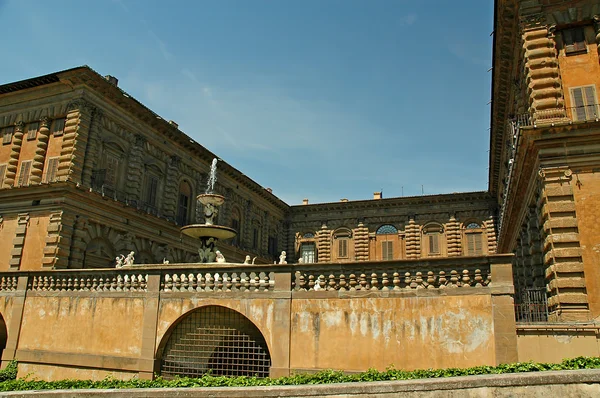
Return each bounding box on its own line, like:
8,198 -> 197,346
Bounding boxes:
52,118 -> 65,136
571,85 -> 598,121
176,193 -> 189,225
0,164 -> 6,186
2,127 -> 14,145
338,238 -> 348,258
466,233 -> 483,256
382,241 -> 393,260
104,153 -> 119,187
302,243 -> 316,263
43,157 -> 59,183
429,234 -> 440,254
27,122 -> 39,140
563,27 -> 586,54
145,175 -> 159,206
17,161 -> 32,186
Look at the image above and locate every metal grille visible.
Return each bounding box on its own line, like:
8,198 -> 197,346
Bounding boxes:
515,288 -> 549,323
160,306 -> 271,378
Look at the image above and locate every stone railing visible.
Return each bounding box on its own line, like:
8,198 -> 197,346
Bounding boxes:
0,275 -> 19,292
292,256 -> 513,292
160,269 -> 274,293
28,271 -> 149,292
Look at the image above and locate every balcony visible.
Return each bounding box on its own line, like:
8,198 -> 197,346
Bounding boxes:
513,104 -> 600,128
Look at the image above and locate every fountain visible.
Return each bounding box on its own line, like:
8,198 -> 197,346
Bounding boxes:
180,158 -> 237,263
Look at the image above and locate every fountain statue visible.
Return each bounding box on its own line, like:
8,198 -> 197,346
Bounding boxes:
180,158 -> 237,263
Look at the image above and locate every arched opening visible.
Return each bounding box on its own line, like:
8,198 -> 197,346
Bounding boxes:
0,313 -> 7,360
375,224 -> 399,261
83,237 -> 115,268
159,305 -> 271,378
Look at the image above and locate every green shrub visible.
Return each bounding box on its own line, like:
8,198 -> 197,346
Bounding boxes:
1,356 -> 600,391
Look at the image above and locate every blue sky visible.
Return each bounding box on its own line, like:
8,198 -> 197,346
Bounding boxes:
0,0 -> 494,205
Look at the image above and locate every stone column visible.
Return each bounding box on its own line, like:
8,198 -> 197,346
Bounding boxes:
3,121 -> 23,188
58,100 -> 94,183
539,167 -> 589,321
29,117 -> 50,185
353,222 -> 369,261
81,109 -> 102,188
317,224 -> 331,263
520,16 -> 566,123
445,215 -> 461,257
161,155 -> 180,221
125,134 -> 145,204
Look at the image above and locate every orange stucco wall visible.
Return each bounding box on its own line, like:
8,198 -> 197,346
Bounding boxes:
20,214 -> 49,271
0,216 -> 18,271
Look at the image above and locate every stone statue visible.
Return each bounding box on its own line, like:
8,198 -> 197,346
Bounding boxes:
298,257 -> 304,264
115,255 -> 125,268
198,237 -> 216,263
314,276 -> 322,291
215,250 -> 226,263
163,258 -> 169,264
124,251 -> 135,266
279,251 -> 287,264
203,203 -> 218,225
252,256 -> 257,265
243,255 -> 251,265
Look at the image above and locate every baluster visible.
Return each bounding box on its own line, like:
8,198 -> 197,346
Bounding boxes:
316,274 -> 325,291
381,272 -> 390,291
370,273 -> 379,291
116,275 -> 123,291
308,275 -> 315,291
349,274 -> 357,291
359,273 -> 368,290
174,274 -> 182,291
232,273 -> 241,292
404,272 -> 412,289
415,272 -> 424,289
181,274 -> 189,291
48,276 -> 55,291
427,271 -> 436,289
1,277 -> 6,291
297,273 -> 306,291
242,273 -> 251,291
72,277 -> 79,291
224,273 -> 232,292
206,273 -> 215,292
485,273 -> 492,286
60,277 -> 67,291
189,274 -> 197,291
215,273 -> 223,292
449,270 -> 459,288
328,274 -> 336,291
91,277 -> 98,291
30,276 -> 38,290
111,275 -> 118,291
462,270 -> 471,287
124,274 -> 131,291
253,274 -> 260,292
81,277 -> 87,291
164,275 -> 172,292
198,273 -> 205,291
392,272 -> 401,290
142,275 -> 148,290
263,272 -> 270,291
131,275 -> 139,291
339,274 -> 347,291
474,269 -> 483,287
438,271 -> 447,288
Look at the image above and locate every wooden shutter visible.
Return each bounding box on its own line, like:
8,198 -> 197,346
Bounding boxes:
466,233 -> 484,256
338,239 -> 348,258
43,157 -> 59,183
382,241 -> 393,260
572,87 -> 586,121
584,86 -> 597,119
27,122 -> 39,140
429,234 -> 439,254
17,161 -> 32,186
0,164 -> 6,186
572,86 -> 598,121
2,127 -> 14,145
564,27 -> 586,54
146,176 -> 158,206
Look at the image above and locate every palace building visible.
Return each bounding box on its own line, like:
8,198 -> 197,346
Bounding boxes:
0,0 -> 597,382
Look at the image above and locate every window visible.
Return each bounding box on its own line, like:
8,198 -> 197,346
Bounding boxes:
103,153 -> 120,187
17,161 -> 32,186
2,127 -> 13,145
0,164 -> 6,186
466,233 -> 484,256
27,122 -> 38,140
382,240 -> 393,260
145,175 -> 159,206
562,27 -> 586,55
376,224 -> 398,235
301,242 -> 316,263
43,157 -> 59,183
571,86 -> 598,121
230,208 -> 241,246
252,227 -> 259,249
338,238 -> 348,258
176,181 -> 192,226
268,236 -> 278,258
428,234 -> 440,254
422,223 -> 444,257
52,118 -> 65,136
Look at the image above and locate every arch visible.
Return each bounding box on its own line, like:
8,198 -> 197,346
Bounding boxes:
302,232 -> 315,238
376,224 -> 398,235
157,305 -> 271,378
83,237 -> 115,268
0,313 -> 7,361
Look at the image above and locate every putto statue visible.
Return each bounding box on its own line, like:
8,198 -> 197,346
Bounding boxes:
243,255 -> 251,265
124,251 -> 135,266
279,251 -> 287,264
115,255 -> 125,268
215,250 -> 226,263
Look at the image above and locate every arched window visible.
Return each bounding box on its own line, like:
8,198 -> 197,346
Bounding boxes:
422,223 -> 444,257
159,306 -> 271,378
303,232 -> 315,238
463,221 -> 485,256
230,207 -> 242,246
83,237 -> 115,268
177,180 -> 192,226
376,224 -> 398,235
376,225 -> 398,260
333,228 -> 352,260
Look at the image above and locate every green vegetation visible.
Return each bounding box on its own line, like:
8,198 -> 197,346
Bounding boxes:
0,357 -> 599,391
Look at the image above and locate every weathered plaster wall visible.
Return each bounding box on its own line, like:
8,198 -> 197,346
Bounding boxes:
290,295 -> 495,372
17,363 -> 136,382
517,328 -> 600,363
0,216 -> 18,271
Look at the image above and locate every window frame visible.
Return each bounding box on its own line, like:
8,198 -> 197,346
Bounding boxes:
570,85 -> 599,122
43,156 -> 60,183
17,160 -> 32,187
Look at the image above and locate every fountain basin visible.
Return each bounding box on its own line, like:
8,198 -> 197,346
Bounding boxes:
197,193 -> 225,206
181,224 -> 237,240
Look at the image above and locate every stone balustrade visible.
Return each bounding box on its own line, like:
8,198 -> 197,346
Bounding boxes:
160,270 -> 274,292
28,272 -> 149,292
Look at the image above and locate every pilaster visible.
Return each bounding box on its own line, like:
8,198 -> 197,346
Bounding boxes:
405,217 -> 420,259
58,100 -> 93,183
126,134 -> 145,203
317,224 -> 331,263
9,214 -> 29,270
539,167 -> 589,321
161,155 -> 180,220
29,117 -> 50,185
353,222 -> 369,261
445,215 -> 461,257
485,216 -> 498,254
81,109 -> 102,187
42,211 -> 75,269
4,121 -> 23,188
